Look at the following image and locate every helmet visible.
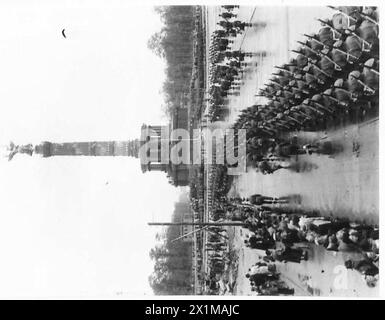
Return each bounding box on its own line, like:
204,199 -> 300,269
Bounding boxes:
348,70 -> 361,81
334,78 -> 344,88
311,94 -> 322,102
323,88 -> 333,96
364,58 -> 375,68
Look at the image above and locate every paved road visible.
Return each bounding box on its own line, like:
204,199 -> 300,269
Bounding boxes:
233,118 -> 379,224
206,6 -> 379,296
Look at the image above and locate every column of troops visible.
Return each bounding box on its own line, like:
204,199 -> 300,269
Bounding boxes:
207,5 -> 257,121
233,6 -> 379,140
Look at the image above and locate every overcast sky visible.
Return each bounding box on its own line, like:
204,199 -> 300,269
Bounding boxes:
0,1 -> 182,298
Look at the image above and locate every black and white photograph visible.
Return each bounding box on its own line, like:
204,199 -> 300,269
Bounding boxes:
0,1 -> 381,300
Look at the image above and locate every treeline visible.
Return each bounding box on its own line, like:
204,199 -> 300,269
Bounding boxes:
189,6 -> 206,119
148,6 -> 195,117
148,204 -> 193,295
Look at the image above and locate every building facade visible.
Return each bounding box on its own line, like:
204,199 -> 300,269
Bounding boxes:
140,107 -> 191,187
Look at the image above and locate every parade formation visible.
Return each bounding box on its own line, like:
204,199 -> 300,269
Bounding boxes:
189,5 -> 379,296
0,4 -> 380,298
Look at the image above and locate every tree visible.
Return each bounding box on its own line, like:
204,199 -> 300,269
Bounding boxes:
147,6 -> 195,119
149,198 -> 194,295
149,246 -> 174,260
147,31 -> 166,58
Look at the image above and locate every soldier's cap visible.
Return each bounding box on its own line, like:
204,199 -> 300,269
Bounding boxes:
323,89 -> 333,96
364,58 -> 375,68
349,70 -> 361,80
334,40 -> 343,48
302,65 -> 311,72
302,98 -> 310,105
311,94 -> 322,102
333,78 -> 344,88
294,74 -> 303,80
289,80 -> 296,86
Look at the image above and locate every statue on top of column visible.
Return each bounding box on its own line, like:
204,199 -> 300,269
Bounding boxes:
6,141 -> 34,161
